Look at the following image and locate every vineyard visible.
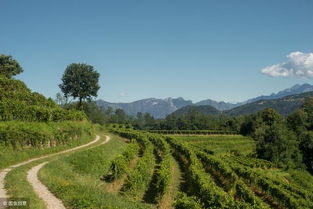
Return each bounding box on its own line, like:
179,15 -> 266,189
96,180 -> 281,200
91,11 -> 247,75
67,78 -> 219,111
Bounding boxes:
114,128 -> 313,208
32,127 -> 313,208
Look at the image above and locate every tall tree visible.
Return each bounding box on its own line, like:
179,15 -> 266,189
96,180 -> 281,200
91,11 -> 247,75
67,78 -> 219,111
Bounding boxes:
59,63 -> 100,109
0,54 -> 23,78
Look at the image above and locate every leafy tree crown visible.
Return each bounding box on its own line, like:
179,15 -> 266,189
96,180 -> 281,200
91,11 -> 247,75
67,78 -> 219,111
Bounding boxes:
0,54 -> 23,78
59,63 -> 100,104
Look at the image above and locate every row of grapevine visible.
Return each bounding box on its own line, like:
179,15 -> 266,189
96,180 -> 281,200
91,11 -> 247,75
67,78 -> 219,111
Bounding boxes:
104,142 -> 140,181
146,134 -> 172,202
109,128 -> 173,204
224,154 -> 274,169
166,137 -> 243,209
196,151 -> 270,209
121,135 -> 155,200
223,157 -> 313,209
149,130 -> 237,135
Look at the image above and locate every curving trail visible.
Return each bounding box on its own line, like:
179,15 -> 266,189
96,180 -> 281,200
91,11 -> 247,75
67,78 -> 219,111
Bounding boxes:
27,135 -> 111,209
0,135 -> 101,199
27,162 -> 65,209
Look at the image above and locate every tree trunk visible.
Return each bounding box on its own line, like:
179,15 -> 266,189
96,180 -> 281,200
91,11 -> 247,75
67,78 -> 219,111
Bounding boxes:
79,97 -> 83,110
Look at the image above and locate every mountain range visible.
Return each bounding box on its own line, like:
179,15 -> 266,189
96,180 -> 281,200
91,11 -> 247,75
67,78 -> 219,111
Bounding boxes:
97,97 -> 192,118
225,91 -> 313,116
97,83 -> 313,118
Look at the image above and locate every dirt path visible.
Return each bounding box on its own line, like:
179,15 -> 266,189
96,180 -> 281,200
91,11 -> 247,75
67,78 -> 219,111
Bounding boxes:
159,156 -> 182,209
27,135 -> 111,209
0,135 -> 101,199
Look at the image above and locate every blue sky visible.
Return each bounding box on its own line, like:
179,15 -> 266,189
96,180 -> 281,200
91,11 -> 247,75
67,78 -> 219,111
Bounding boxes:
1,0 -> 313,103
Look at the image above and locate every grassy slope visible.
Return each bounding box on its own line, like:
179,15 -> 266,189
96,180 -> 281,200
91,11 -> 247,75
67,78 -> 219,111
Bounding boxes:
39,133 -> 153,209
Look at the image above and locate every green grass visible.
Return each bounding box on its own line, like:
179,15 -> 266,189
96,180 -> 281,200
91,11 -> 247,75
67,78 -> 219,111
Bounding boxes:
39,134 -> 153,209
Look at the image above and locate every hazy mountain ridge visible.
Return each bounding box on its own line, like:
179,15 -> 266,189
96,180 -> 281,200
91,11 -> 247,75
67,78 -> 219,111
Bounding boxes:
195,99 -> 239,110
97,97 -> 192,118
226,91 -> 313,116
97,83 -> 313,118
244,83 -> 313,104
171,105 -> 220,116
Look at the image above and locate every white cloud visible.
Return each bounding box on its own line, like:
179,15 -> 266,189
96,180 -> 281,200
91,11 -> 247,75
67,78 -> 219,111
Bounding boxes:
261,51 -> 313,78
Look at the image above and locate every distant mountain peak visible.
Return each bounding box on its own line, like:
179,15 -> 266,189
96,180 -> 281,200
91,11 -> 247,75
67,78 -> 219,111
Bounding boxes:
245,83 -> 313,104
96,83 -> 313,118
97,97 -> 192,118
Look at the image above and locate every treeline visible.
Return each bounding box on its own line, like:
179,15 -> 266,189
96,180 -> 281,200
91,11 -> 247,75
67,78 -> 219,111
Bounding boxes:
240,98 -> 313,172
80,102 -> 242,132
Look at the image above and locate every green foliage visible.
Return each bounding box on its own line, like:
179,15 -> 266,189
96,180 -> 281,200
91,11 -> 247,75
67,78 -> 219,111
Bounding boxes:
80,102 -> 109,125
121,137 -> 155,200
109,128 -> 173,204
287,109 -> 308,133
0,76 -> 86,122
299,131 -> 313,173
174,192 -> 203,209
171,134 -> 313,209
226,159 -> 313,209
255,122 -> 302,168
59,63 -> 100,108
0,54 -> 23,78
147,134 -> 172,201
239,108 -> 303,169
167,137 -> 238,208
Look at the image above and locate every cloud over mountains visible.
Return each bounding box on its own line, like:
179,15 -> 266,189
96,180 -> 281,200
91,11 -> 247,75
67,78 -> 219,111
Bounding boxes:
261,51 -> 313,79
